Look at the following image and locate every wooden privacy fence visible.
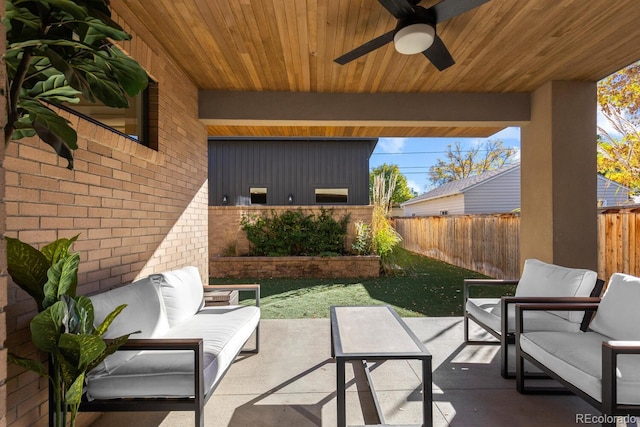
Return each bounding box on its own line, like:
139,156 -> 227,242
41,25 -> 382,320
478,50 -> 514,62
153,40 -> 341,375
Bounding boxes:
598,207 -> 640,281
394,207 -> 640,281
395,214 -> 521,279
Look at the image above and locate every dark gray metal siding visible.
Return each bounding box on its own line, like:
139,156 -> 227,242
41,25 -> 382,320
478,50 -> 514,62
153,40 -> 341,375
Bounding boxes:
208,138 -> 376,206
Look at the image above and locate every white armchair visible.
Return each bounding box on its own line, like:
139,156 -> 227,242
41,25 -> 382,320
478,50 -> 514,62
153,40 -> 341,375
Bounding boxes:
515,273 -> 640,426
464,258 -> 603,378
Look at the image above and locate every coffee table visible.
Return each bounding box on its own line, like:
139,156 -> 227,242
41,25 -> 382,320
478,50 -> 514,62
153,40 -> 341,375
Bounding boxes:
330,305 -> 432,427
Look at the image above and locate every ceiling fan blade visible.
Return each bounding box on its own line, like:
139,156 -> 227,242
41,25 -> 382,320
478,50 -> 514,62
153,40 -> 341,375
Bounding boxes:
422,34 -> 455,71
334,30 -> 395,65
430,0 -> 490,23
377,0 -> 415,19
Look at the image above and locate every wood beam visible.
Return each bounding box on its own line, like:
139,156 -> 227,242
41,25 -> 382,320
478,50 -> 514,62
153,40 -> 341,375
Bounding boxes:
199,91 -> 530,130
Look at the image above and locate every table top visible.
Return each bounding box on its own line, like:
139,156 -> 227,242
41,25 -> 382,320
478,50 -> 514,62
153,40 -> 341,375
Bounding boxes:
331,305 -> 430,359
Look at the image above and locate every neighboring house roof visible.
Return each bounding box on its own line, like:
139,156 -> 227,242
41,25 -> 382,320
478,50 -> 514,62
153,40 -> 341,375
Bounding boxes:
597,173 -> 631,190
401,163 -> 520,207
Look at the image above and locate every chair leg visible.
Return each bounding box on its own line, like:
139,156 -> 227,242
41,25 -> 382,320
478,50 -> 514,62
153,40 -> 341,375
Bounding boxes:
255,324 -> 260,353
501,336 -> 509,378
464,314 -> 469,342
516,343 -> 525,393
241,325 -> 260,354
501,334 -> 515,379
601,340 -> 618,427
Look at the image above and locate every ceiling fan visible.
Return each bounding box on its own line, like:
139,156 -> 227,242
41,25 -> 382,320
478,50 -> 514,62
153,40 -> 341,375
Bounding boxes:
334,0 -> 490,71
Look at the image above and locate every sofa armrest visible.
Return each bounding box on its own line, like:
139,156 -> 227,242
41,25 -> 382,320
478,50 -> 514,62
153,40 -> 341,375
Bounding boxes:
504,297 -> 601,336
504,296 -> 601,304
603,341 -> 640,353
118,338 -> 203,351
464,279 -> 520,286
101,338 -> 206,404
463,278 -> 519,306
514,301 -> 601,334
204,283 -> 260,307
602,341 -> 640,411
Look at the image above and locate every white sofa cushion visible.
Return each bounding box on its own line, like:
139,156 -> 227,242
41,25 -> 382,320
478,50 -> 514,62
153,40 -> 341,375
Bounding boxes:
515,259 -> 598,323
150,266 -> 205,327
91,276 -> 169,339
89,277 -> 169,376
466,298 -> 580,334
590,273 -> 640,341
85,305 -> 260,400
521,331 -> 640,405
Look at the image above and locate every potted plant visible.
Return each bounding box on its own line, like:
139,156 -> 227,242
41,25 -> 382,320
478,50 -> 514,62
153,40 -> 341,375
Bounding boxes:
7,235 -> 133,427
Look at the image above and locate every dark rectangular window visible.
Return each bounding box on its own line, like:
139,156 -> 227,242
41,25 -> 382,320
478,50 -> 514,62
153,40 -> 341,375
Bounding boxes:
58,79 -> 158,150
250,187 -> 267,205
315,188 -> 348,204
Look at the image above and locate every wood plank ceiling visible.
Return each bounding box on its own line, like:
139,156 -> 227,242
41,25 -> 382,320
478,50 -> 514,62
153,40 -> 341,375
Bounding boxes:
112,0 -> 640,138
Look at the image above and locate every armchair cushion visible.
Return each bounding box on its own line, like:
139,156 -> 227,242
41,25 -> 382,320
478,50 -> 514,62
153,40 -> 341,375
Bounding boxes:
590,273 -> 640,341
515,259 -> 598,323
466,298 -> 581,334
520,330 -> 640,405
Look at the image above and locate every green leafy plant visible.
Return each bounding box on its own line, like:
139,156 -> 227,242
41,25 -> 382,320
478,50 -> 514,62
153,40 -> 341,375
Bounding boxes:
4,0 -> 148,169
7,235 -> 133,426
348,175 -> 401,273
240,209 -> 350,256
371,206 -> 402,259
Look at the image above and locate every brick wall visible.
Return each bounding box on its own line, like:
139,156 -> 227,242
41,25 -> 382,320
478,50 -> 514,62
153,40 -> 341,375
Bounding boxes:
209,205 -> 374,256
3,10 -> 208,427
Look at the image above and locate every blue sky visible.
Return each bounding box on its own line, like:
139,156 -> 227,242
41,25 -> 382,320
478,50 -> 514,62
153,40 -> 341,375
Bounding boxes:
370,127 -> 522,195
370,107 -> 618,195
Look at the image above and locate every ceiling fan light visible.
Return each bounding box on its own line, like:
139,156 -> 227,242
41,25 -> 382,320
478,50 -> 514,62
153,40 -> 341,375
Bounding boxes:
393,23 -> 435,55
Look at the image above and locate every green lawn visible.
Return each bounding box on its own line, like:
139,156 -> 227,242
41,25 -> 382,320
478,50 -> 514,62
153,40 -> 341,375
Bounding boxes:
211,248 -> 515,319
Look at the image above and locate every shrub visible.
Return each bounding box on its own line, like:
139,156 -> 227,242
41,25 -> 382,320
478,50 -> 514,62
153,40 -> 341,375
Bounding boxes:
352,220 -> 372,255
371,205 -> 402,258
240,209 -> 350,256
369,172 -> 403,274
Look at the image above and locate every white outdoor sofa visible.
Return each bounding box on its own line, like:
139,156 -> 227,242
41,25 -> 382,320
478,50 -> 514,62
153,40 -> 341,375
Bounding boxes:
464,258 -> 603,378
516,273 -> 640,426
78,266 -> 260,427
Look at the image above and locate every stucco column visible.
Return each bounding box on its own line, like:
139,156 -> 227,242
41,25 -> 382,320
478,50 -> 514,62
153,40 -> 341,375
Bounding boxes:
520,81 -> 598,270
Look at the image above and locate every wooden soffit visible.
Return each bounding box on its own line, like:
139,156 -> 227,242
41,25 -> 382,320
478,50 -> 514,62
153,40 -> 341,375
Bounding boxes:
113,0 -> 640,137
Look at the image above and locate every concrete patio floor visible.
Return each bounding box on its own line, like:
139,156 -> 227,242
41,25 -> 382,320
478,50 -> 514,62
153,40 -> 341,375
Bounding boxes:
90,316 -> 621,427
